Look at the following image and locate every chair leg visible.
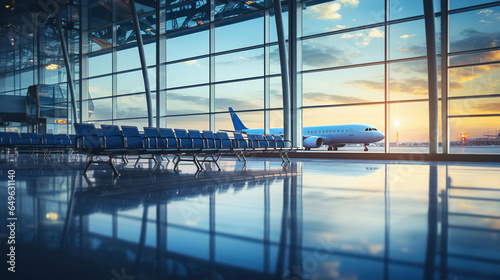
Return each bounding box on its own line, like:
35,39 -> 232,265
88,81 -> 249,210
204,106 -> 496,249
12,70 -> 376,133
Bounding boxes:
107,155 -> 120,176
211,154 -> 221,171
194,155 -> 203,170
83,155 -> 93,175
134,155 -> 141,166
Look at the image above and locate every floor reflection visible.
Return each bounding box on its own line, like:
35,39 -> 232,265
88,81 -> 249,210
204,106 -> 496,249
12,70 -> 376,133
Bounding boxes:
1,156 -> 499,279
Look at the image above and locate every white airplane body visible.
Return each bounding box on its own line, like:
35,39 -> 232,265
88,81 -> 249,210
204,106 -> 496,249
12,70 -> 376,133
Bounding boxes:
229,107 -> 385,151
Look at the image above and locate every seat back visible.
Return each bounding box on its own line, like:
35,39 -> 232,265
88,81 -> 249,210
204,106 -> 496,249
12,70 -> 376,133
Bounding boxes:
232,132 -> 247,148
69,134 -> 76,145
174,129 -> 192,148
0,132 -> 10,145
247,134 -> 259,148
121,126 -> 144,149
44,134 -> 57,145
144,127 -> 167,148
216,132 -> 233,149
74,123 -> 103,151
6,132 -> 22,145
159,128 -> 178,148
188,130 -> 204,148
20,133 -> 37,145
265,135 -> 276,149
256,134 -> 269,148
202,130 -> 216,148
101,125 -> 125,149
58,134 -> 72,145
274,135 -> 285,148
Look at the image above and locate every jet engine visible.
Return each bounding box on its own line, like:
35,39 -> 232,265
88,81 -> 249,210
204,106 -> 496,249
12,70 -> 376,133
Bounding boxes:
303,136 -> 323,148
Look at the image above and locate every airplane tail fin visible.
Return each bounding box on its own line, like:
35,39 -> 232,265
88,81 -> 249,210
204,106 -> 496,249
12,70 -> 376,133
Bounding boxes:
228,107 -> 248,131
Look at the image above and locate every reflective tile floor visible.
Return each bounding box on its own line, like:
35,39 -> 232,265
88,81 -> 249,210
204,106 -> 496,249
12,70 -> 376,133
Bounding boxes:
1,155 -> 500,280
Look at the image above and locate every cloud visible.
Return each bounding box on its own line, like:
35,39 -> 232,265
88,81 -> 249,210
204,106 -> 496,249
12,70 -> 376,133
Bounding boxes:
311,2 -> 342,20
340,32 -> 363,39
477,9 -> 493,16
301,44 -> 351,68
349,78 -> 430,96
304,92 -> 369,104
333,25 -> 346,30
339,0 -> 359,8
368,28 -> 384,38
398,45 -> 426,55
400,34 -> 416,39
451,29 -> 500,51
473,102 -> 500,113
479,20 -> 493,24
181,60 -> 198,65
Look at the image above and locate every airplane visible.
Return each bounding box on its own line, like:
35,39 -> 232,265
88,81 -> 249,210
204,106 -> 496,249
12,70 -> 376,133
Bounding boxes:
228,107 -> 385,151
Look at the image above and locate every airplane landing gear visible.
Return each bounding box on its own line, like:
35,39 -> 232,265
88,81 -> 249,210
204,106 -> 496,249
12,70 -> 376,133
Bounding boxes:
328,146 -> 338,151
364,144 -> 369,152
328,146 -> 332,151
305,147 -> 311,151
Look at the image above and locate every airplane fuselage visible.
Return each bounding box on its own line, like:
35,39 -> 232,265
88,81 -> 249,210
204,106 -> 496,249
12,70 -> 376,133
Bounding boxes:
242,124 -> 385,146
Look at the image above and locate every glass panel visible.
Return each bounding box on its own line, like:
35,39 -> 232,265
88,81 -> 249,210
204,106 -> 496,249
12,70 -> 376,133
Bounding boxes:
450,97 -> 500,116
89,53 -> 112,77
166,29 -> 209,61
166,114 -> 209,130
450,49 -> 500,67
88,76 -> 112,99
166,58 -> 209,88
303,104 -> 384,129
215,79 -> 264,111
269,45 -> 281,75
302,27 -> 385,71
389,59 -> 429,101
215,48 -> 264,82
117,46 -> 141,71
117,70 -> 145,95
135,0 -> 156,14
88,98 -> 112,120
389,0 -> 423,20
449,116 -> 500,154
166,0 -> 209,33
89,2 -> 113,29
116,94 -> 148,119
215,110 -> 264,131
449,63 -> 500,97
303,0 -> 385,36
389,19 -> 426,60
115,0 -> 131,21
166,85 -> 209,115
303,64 -> 385,107
116,21 -> 136,45
115,118 -> 148,128
215,16 -> 264,52
449,6 -> 500,53
389,101 -> 429,153
450,0 -> 500,10
270,76 -> 283,109
20,70 -> 33,89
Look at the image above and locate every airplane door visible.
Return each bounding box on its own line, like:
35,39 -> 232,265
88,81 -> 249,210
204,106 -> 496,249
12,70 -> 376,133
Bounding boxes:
349,126 -> 354,136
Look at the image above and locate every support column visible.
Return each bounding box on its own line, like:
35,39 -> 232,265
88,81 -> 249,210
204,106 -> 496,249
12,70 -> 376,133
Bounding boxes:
441,0 -> 450,154
56,16 -> 79,124
209,0 -> 216,131
273,0 -> 291,147
289,0 -> 302,147
423,0 -> 439,154
156,0 -> 167,128
264,9 -> 270,135
79,0 -> 89,124
130,0 -> 153,127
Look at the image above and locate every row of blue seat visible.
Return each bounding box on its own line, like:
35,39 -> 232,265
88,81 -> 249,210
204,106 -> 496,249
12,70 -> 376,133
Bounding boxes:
74,123 -> 293,176
0,132 -> 77,158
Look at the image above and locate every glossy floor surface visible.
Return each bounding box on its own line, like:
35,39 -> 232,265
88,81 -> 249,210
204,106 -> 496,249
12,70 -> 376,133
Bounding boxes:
1,155 -> 499,280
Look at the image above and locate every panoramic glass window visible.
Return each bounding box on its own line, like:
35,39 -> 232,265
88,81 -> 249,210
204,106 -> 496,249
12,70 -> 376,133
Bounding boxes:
166,58 -> 209,88
166,85 -> 209,116
214,48 -> 264,82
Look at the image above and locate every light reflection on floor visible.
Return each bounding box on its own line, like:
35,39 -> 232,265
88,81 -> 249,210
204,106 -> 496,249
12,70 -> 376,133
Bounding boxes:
0,155 -> 499,280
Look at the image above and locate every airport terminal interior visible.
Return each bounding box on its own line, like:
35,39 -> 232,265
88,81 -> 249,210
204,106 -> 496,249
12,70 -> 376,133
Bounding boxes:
0,0 -> 500,279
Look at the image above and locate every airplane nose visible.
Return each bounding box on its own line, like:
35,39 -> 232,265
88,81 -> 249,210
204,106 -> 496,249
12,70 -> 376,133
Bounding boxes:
378,132 -> 385,141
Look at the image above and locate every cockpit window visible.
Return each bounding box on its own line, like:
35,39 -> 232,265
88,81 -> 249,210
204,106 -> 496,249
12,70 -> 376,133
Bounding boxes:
365,128 -> 378,131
